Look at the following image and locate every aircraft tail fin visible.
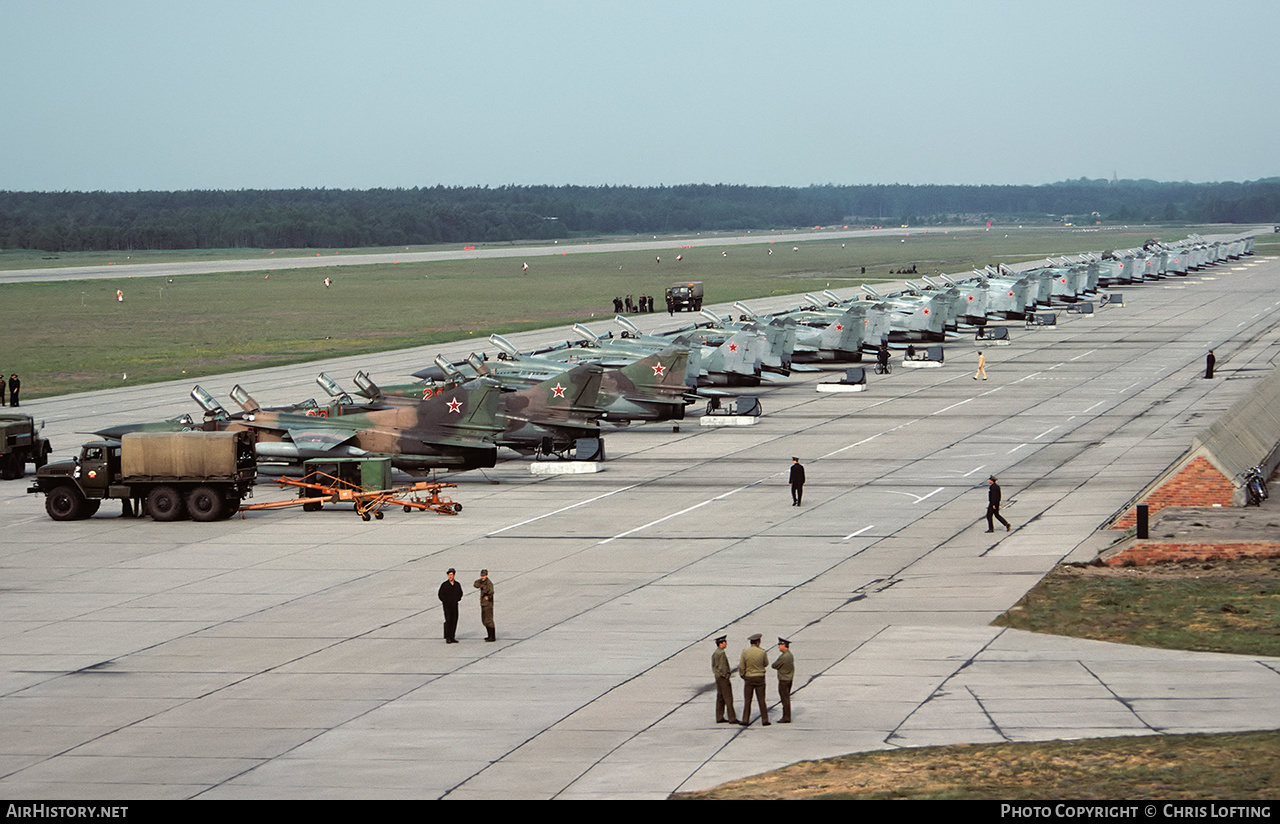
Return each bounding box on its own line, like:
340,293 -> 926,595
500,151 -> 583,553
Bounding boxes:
505,363 -> 605,427
705,328 -> 761,381
616,347 -> 689,402
819,304 -> 869,353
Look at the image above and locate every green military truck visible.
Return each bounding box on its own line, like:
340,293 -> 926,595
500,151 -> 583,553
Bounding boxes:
30,431 -> 256,522
665,281 -> 704,312
1,412 -> 52,479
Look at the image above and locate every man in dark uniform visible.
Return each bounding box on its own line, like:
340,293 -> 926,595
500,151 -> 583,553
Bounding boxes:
772,638 -> 794,723
438,568 -> 462,643
1206,349 -> 1216,379
8,374 -> 19,407
473,569 -> 495,642
739,633 -> 770,726
711,635 -> 738,724
789,457 -> 805,506
986,475 -> 1010,532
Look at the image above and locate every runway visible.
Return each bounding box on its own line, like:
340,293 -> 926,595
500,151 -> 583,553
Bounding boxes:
0,225 -> 946,285
2,256 -> 1279,798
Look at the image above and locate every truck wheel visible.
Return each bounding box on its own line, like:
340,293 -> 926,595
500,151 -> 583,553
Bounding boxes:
186,486 -> 224,522
46,486 -> 87,521
1,453 -> 20,479
147,485 -> 186,521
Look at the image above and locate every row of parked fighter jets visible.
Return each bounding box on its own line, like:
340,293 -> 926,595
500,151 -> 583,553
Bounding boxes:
97,233 -> 1257,475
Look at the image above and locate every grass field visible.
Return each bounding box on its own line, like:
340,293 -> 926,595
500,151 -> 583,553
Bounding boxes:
994,559 -> 1280,657
1,224 -> 1267,399
671,731 -> 1280,800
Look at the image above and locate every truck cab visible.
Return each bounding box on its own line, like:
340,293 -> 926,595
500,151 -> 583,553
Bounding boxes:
0,411 -> 53,479
666,281 -> 704,312
29,440 -> 118,520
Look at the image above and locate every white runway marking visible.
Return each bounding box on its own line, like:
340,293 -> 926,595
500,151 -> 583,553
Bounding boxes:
598,486 -> 747,544
488,485 -> 639,535
885,487 -> 944,504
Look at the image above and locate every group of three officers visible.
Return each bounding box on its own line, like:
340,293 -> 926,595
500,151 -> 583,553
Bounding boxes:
712,633 -> 794,726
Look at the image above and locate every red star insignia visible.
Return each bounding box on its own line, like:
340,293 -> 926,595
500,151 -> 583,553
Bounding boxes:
923,308 -> 930,315
447,398 -> 462,413
728,343 -> 738,352
552,383 -> 566,398
834,323 -> 843,331
651,363 -> 666,376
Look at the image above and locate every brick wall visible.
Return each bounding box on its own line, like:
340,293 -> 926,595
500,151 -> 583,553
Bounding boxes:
1112,455 -> 1235,529
1104,541 -> 1280,566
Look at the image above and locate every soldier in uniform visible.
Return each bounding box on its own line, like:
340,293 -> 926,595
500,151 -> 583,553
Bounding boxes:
438,568 -> 462,643
711,635 -> 738,724
985,475 -> 1010,533
739,633 -> 770,726
772,638 -> 794,723
789,457 -> 805,507
473,569 -> 495,642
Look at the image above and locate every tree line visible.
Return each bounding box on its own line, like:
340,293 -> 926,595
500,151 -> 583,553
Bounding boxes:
2,180 -> 1278,252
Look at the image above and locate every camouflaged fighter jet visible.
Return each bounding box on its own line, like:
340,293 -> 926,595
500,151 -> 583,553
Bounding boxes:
631,320 -> 774,386
398,343 -> 691,424
100,364 -> 606,472
223,363 -> 606,466
182,380 -> 505,472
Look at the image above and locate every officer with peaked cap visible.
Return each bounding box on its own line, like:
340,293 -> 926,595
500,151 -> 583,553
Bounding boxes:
772,638 -> 795,723
739,633 -> 770,726
712,635 -> 738,724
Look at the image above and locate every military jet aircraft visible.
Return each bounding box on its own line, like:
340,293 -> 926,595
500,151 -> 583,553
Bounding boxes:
229,363 -> 605,466
100,364 -> 606,473
527,321 -> 767,387
400,343 -> 691,424
730,300 -> 881,363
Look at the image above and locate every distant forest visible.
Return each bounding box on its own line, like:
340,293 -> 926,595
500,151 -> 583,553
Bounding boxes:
3,179 -> 1279,252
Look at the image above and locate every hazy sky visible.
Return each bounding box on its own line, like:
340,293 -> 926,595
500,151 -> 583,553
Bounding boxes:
4,1 -> 1277,191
